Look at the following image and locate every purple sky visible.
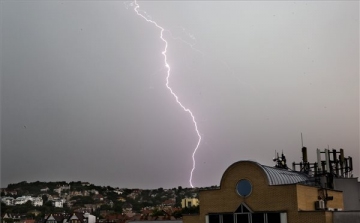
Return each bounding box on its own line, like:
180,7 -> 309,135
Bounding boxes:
1,1 -> 359,189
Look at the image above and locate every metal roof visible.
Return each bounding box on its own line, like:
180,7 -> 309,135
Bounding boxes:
258,164 -> 310,185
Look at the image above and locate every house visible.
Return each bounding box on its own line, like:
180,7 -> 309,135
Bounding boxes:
104,213 -> 128,223
1,197 -> 14,206
32,197 -> 43,206
90,189 -> 99,195
122,203 -> 133,213
162,199 -> 176,207
84,204 -> 100,212
27,210 -> 41,217
81,182 -> 90,187
52,199 -> 63,208
43,213 -> 68,223
60,185 -> 71,190
3,190 -> 18,196
1,213 -> 22,223
117,197 -> 126,202
40,187 -> 49,192
20,219 -> 35,223
73,208 -> 93,214
70,191 -> 83,196
53,188 -> 62,194
14,196 -> 32,205
99,210 -> 110,218
114,189 -> 123,195
127,193 -> 138,200
92,194 -> 103,201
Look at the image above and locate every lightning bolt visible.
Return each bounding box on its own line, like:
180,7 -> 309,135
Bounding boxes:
132,1 -> 201,188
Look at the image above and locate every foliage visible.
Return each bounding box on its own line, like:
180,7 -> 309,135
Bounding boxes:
42,195 -> 48,203
172,210 -> 182,219
3,218 -> 14,223
99,204 -> 111,210
182,205 -> 200,214
112,201 -> 123,213
70,196 -> 94,206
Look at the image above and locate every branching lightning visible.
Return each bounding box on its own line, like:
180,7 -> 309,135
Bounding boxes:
132,0 -> 201,188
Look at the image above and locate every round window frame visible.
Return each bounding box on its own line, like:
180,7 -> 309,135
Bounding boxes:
236,179 -> 252,197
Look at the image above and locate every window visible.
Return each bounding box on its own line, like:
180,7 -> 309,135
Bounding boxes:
188,201 -> 192,207
235,203 -> 252,213
236,214 -> 249,223
207,212 -> 285,223
236,179 -> 252,197
252,213 -> 265,223
209,214 -> 220,223
222,214 -> 234,223
267,213 -> 281,223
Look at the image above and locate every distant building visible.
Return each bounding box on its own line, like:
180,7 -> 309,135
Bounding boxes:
52,199 -> 63,208
53,188 -> 62,194
40,187 -> 49,192
32,197 -> 43,206
14,196 -> 32,205
1,197 -> 14,206
81,182 -> 90,187
44,213 -> 68,223
181,198 -> 199,208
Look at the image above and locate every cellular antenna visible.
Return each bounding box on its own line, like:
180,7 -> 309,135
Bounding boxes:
301,132 -> 304,148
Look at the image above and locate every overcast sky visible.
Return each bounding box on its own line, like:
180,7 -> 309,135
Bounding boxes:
1,1 -> 359,189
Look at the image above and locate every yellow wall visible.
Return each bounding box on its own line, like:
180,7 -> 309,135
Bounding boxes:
296,184 -> 344,211
183,161 -> 344,223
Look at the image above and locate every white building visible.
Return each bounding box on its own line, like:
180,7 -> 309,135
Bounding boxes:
40,187 -> 49,192
83,212 -> 96,223
60,185 -> 71,190
54,188 -> 62,194
14,196 -> 32,205
32,197 -> 43,206
1,197 -> 14,206
53,199 -> 63,208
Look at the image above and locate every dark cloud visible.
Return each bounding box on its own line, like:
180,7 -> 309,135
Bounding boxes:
1,1 -> 359,188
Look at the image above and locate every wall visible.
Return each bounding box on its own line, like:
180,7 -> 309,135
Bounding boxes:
296,185 -> 343,211
333,211 -> 360,223
189,161 -> 341,223
333,178 -> 360,210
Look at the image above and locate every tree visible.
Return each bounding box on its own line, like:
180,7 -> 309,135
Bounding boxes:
42,195 -> 48,203
1,203 -> 9,214
26,213 -> 35,219
157,188 -> 164,192
151,209 -> 163,220
113,201 -> 123,213
44,201 -> 53,207
172,210 -> 182,219
3,218 -> 14,223
99,204 -> 111,210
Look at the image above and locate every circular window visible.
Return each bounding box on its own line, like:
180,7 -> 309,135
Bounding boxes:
236,179 -> 252,197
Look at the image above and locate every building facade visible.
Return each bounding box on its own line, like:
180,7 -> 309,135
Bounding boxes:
181,198 -> 199,208
183,160 -> 359,223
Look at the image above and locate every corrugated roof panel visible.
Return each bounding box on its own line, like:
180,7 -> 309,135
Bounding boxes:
259,164 -> 310,185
